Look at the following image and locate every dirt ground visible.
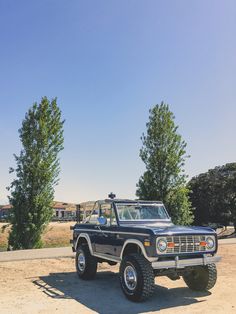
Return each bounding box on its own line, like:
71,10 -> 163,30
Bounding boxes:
0,244 -> 235,314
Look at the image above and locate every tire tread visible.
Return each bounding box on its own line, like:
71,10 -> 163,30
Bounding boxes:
183,263 -> 217,291
76,244 -> 97,280
119,253 -> 155,302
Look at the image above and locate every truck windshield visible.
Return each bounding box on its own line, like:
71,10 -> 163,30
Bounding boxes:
116,203 -> 169,221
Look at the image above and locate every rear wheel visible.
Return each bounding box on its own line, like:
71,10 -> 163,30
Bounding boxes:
76,245 -> 97,280
183,263 -> 217,291
119,254 -> 155,302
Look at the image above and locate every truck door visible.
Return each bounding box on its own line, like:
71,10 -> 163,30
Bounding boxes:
94,203 -> 122,257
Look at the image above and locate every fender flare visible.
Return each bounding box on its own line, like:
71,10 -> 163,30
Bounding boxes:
120,239 -> 156,262
74,233 -> 93,255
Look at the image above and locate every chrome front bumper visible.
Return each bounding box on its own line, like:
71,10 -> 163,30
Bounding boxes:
152,255 -> 221,269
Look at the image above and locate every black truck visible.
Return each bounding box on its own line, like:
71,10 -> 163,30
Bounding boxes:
71,197 -> 221,301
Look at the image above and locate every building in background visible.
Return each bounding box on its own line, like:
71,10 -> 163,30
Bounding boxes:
0,204 -> 12,220
52,201 -> 76,220
0,202 -> 77,221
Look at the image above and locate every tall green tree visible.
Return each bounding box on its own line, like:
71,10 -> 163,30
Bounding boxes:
8,97 -> 64,249
136,102 -> 193,225
189,163 -> 236,229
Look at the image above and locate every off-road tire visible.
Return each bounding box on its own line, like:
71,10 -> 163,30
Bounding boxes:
183,263 -> 217,291
76,244 -> 97,280
119,254 -> 155,302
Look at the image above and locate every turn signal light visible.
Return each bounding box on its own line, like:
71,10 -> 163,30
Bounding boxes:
200,241 -> 207,247
167,242 -> 175,248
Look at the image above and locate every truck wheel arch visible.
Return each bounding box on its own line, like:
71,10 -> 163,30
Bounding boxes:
75,233 -> 93,255
120,239 -> 151,261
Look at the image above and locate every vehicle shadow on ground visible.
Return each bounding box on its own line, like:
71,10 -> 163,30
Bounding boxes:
32,270 -> 210,314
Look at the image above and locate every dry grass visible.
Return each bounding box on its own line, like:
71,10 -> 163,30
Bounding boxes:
0,222 -> 74,250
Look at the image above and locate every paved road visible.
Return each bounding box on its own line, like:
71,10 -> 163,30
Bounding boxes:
0,238 -> 235,262
218,238 -> 236,245
0,246 -> 73,262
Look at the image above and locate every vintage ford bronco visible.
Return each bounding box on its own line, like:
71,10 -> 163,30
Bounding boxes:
71,196 -> 221,301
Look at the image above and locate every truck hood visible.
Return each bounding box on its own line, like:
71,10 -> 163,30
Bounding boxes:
121,222 -> 215,235
149,225 -> 215,235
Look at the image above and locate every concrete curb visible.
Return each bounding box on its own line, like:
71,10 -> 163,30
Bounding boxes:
0,246 -> 74,262
218,238 -> 236,245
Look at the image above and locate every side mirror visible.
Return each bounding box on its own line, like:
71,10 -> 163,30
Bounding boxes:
97,216 -> 107,226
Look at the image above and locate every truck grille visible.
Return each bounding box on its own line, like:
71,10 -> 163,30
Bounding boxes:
166,235 -> 208,254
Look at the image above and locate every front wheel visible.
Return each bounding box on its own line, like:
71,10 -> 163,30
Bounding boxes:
119,254 -> 155,302
75,245 -> 97,280
183,263 -> 217,291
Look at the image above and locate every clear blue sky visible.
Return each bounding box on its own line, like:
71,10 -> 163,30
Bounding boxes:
0,1 -> 235,204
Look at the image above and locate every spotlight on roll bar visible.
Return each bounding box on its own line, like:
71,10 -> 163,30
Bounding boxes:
108,192 -> 116,199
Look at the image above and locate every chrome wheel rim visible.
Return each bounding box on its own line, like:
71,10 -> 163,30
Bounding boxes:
78,252 -> 85,272
124,265 -> 137,291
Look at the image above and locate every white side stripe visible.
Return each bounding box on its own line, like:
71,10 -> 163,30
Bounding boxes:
74,228 -> 150,237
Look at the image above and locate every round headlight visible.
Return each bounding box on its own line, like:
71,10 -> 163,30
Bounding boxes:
206,237 -> 215,249
157,238 -> 167,252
